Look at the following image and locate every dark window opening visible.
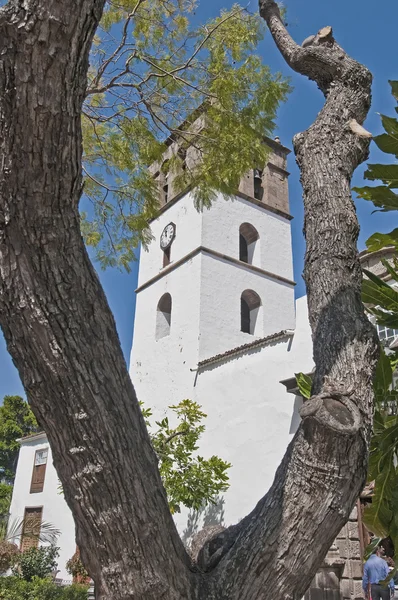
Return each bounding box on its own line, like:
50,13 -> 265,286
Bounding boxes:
240,289 -> 261,335
239,224 -> 259,265
239,234 -> 248,263
163,183 -> 169,204
253,169 -> 263,201
163,247 -> 171,267
241,298 -> 251,334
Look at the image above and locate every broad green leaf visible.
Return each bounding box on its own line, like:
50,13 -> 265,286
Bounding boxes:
374,349 -> 393,397
366,229 -> 398,252
367,307 -> 398,329
381,258 -> 398,283
362,279 -> 398,310
363,536 -> 382,560
378,424 -> 398,453
362,269 -> 398,311
353,185 -> 398,212
363,499 -> 391,538
364,164 -> 398,187
380,114 -> 398,137
379,567 -> 396,587
374,133 -> 398,156
374,410 -> 386,430
390,80 -> 398,101
359,81 -> 398,552
295,372 -> 312,399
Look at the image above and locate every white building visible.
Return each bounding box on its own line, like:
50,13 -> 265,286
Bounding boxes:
8,432 -> 76,581
130,135 -> 315,533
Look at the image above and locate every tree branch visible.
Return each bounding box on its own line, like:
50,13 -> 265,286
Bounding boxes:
259,0 -> 302,68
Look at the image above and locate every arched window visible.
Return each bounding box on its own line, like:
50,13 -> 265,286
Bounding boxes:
239,223 -> 259,265
241,290 -> 261,335
156,293 -> 172,340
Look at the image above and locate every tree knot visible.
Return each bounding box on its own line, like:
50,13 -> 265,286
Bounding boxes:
299,387 -> 362,435
189,524 -> 238,572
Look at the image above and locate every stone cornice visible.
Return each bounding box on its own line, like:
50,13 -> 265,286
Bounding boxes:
150,188 -> 293,223
135,246 -> 296,293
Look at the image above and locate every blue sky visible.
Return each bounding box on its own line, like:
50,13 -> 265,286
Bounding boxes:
0,0 -> 397,399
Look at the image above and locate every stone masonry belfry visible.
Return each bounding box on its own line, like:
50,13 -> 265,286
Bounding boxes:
148,110 -> 291,216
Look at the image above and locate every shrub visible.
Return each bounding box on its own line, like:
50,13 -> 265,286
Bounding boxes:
0,541 -> 19,573
66,548 -> 90,584
0,576 -> 88,599
12,545 -> 59,581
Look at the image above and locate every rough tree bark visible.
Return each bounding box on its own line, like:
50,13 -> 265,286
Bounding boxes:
0,0 -> 378,599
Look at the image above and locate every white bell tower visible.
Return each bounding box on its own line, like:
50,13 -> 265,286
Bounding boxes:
130,124 -> 297,532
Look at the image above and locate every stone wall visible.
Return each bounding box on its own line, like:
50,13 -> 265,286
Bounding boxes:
305,505 -> 364,600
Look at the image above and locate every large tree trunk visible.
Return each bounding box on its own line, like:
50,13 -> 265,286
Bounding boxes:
0,2 -> 192,598
0,1 -> 378,599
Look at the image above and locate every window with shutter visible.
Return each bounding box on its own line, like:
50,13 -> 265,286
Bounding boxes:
30,448 -> 48,493
20,506 -> 42,552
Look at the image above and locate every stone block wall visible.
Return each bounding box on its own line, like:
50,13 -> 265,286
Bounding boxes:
305,505 -> 364,600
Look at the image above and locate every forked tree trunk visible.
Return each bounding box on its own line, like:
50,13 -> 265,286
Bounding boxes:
0,1 -> 378,599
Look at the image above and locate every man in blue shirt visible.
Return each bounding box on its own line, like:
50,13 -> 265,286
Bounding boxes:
363,546 -> 395,600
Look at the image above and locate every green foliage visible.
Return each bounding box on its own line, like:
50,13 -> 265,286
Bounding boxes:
0,577 -> 88,600
142,400 -> 231,514
0,541 -> 19,573
0,485 -> 12,521
294,372 -> 312,399
0,396 -> 38,484
362,351 -> 398,551
353,80 -> 398,251
58,398 -> 231,515
360,265 -> 398,560
65,549 -> 89,583
82,1 -> 290,268
12,546 -> 59,582
0,520 -> 60,548
362,264 -> 398,330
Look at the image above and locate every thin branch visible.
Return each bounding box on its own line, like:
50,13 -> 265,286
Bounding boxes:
88,0 -> 146,93
164,430 -> 189,445
86,5 -> 245,97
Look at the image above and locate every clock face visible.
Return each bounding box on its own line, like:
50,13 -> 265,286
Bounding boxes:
160,223 -> 176,250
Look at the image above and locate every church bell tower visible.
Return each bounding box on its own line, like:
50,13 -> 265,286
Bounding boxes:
129,116 -> 297,530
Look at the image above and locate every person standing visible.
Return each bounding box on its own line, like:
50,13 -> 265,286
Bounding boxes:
363,546 -> 395,600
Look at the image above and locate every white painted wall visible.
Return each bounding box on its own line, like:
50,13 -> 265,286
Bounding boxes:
134,296 -> 314,539
137,191 -> 202,287
138,192 -> 294,288
8,435 -> 76,581
198,252 -> 295,360
131,254 -> 202,420
201,195 -> 294,280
